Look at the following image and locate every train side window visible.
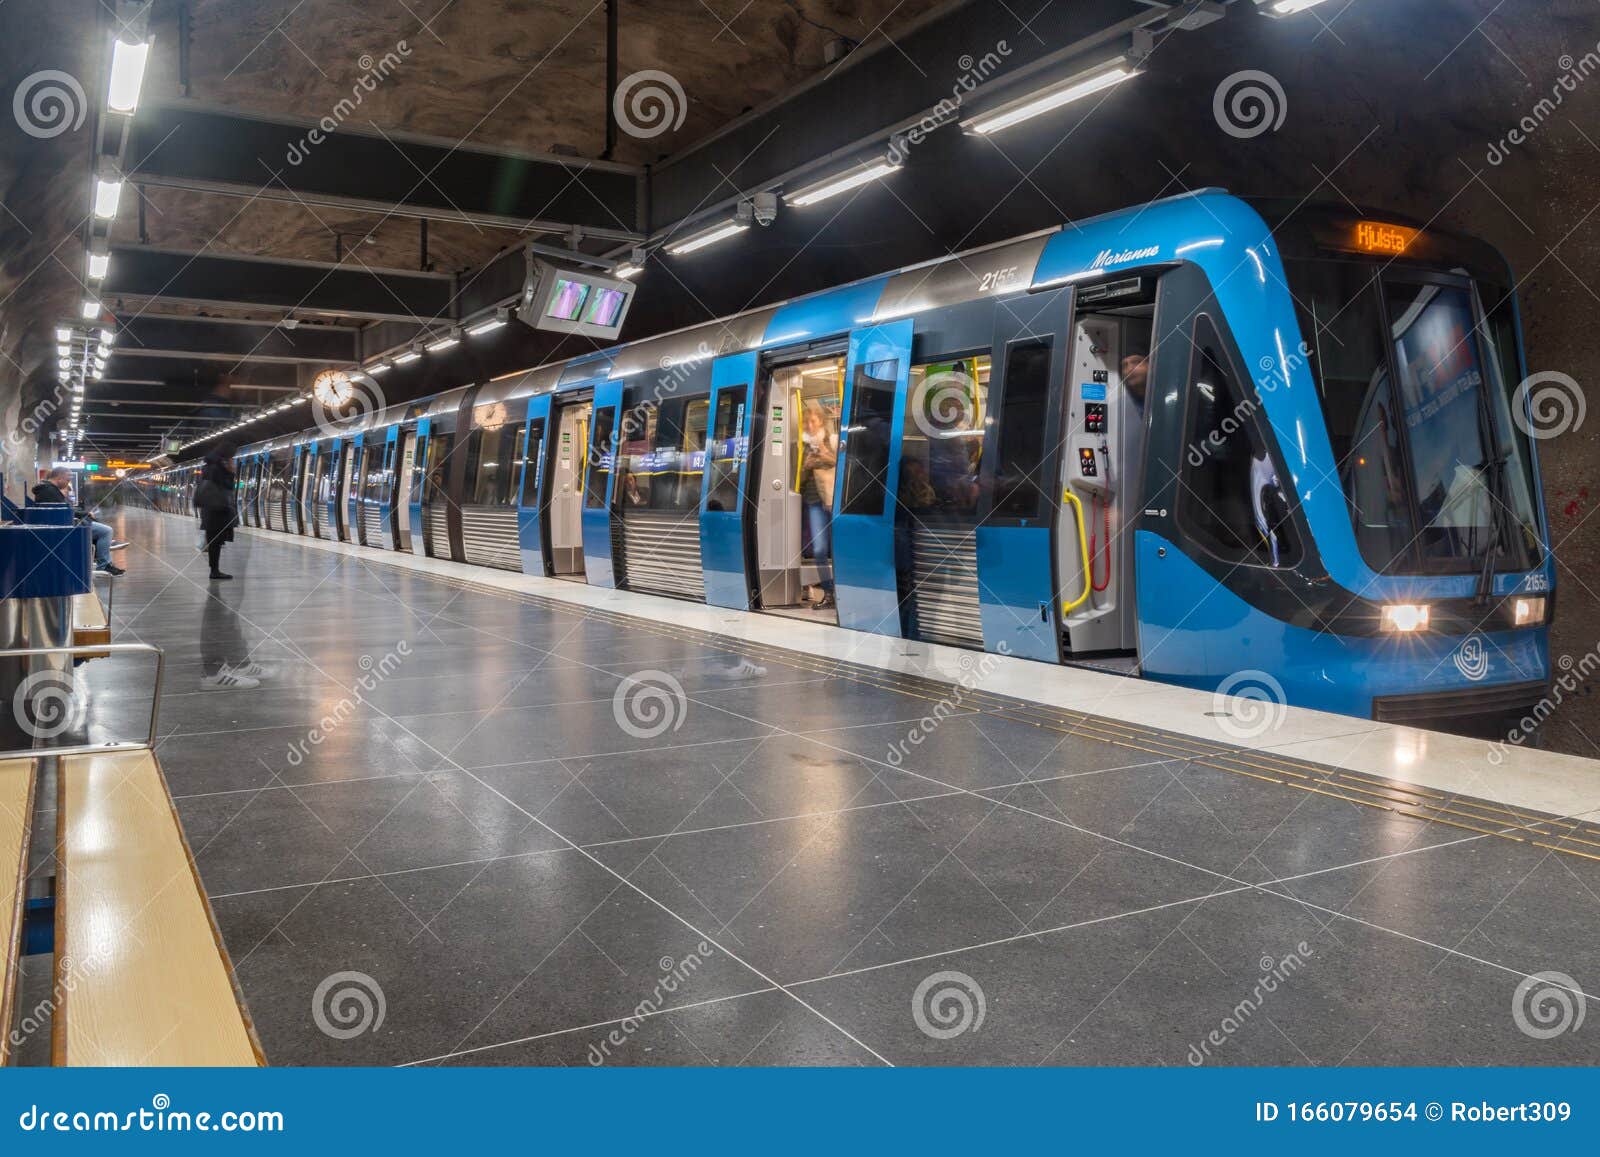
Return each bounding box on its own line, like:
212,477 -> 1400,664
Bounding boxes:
900,356 -> 990,518
839,358 -> 899,517
584,407 -> 616,509
1177,317 -> 1300,568
706,387 -> 747,511
990,339 -> 1052,520
520,419 -> 545,507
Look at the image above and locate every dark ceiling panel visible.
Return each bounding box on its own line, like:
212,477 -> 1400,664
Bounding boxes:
126,104 -> 643,238
103,247 -> 457,323
112,315 -> 356,363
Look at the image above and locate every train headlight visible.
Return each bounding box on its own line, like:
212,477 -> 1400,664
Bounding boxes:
1380,604 -> 1431,633
1513,597 -> 1546,627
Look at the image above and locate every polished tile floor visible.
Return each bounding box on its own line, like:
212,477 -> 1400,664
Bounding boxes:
38,508 -> 1600,1067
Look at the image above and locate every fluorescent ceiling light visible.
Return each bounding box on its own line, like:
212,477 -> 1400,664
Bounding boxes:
966,60 -> 1140,135
81,299 -> 101,319
99,328 -> 114,344
365,359 -> 392,375
57,344 -> 69,357
612,262 -> 643,280
424,333 -> 459,352
393,349 -> 421,365
93,177 -> 123,219
785,159 -> 901,207
465,316 -> 506,337
666,220 -> 748,256
87,251 -> 110,280
107,38 -> 152,113
55,326 -> 71,342
1259,0 -> 1330,14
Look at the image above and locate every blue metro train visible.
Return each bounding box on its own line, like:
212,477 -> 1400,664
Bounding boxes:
147,191 -> 1554,730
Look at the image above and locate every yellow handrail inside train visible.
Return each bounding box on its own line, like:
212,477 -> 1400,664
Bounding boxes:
1061,487 -> 1092,614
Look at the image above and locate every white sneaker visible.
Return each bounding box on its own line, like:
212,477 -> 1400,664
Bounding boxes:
231,659 -> 274,678
200,668 -> 260,691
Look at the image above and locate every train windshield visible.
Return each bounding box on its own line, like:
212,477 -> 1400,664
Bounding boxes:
1286,259 -> 1541,576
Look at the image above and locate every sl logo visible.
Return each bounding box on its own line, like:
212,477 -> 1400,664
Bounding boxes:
1453,635 -> 1490,682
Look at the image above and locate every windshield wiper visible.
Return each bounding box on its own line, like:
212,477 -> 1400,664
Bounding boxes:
1474,451 -> 1512,606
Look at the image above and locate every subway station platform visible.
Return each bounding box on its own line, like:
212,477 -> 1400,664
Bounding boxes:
46,508 -> 1600,1067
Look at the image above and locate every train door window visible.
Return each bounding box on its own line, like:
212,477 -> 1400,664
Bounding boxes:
468,423 -> 517,505
990,339 -> 1053,519
1176,317 -> 1300,568
706,386 -> 747,512
900,356 -> 989,519
422,433 -> 454,502
520,419 -> 545,506
838,359 -> 899,516
584,407 -> 616,509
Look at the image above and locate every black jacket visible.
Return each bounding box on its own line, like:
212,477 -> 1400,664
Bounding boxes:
32,480 -> 85,519
197,459 -> 238,542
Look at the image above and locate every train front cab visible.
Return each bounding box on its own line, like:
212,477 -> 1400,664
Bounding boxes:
1104,197 -> 1553,728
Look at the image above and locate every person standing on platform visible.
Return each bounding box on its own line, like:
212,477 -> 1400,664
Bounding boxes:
195,444 -> 239,581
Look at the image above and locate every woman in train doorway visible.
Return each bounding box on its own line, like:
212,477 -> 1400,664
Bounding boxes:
799,402 -> 838,609
195,443 -> 240,581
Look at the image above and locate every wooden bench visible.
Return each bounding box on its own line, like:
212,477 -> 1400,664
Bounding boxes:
0,757 -> 37,1066
70,591 -> 110,659
52,750 -> 262,1065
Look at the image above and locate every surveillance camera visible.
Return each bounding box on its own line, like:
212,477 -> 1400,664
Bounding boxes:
753,191 -> 778,227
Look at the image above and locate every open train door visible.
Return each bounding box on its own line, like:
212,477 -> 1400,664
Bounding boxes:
699,350 -> 758,609
517,394 -> 551,574
407,418 -> 430,558
832,318 -> 912,636
977,285 -> 1077,663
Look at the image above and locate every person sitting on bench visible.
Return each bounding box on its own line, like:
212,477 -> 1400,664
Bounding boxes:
33,468 -> 127,576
